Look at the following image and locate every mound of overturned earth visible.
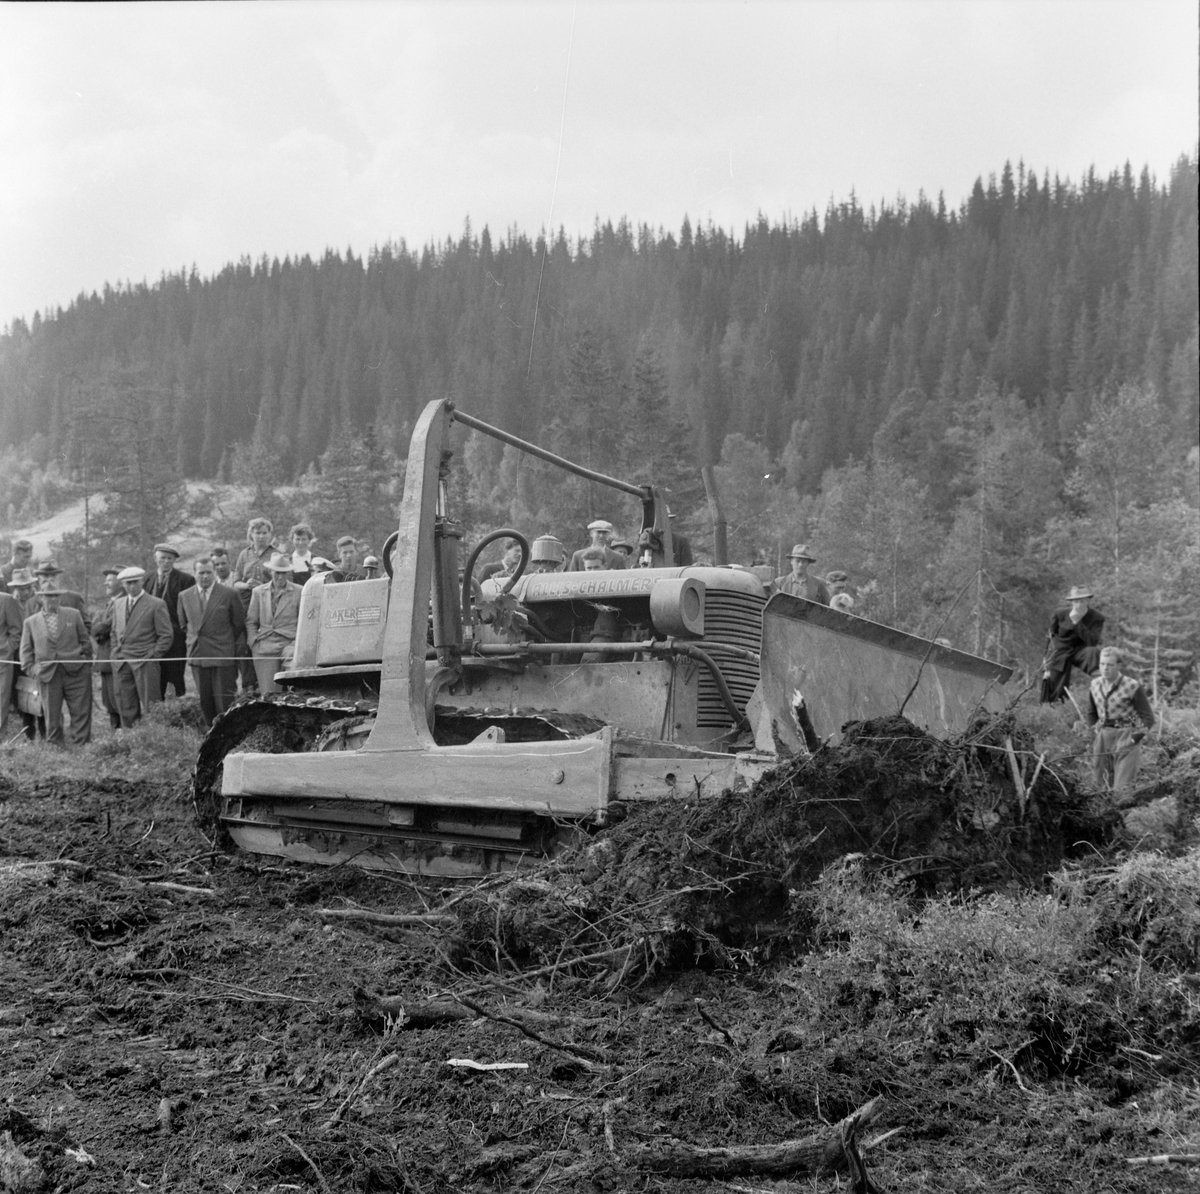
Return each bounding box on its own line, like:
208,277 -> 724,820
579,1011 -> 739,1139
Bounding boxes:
447,713 -> 1111,988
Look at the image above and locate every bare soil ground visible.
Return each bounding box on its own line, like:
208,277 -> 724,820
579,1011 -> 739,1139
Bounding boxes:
2,709 -> 1198,1194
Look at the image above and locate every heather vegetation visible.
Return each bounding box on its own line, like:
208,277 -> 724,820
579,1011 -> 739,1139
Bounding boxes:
1,154 -> 1196,688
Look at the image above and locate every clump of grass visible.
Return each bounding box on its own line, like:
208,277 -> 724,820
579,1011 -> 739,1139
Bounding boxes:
0,698 -> 202,787
788,851 -> 1200,1082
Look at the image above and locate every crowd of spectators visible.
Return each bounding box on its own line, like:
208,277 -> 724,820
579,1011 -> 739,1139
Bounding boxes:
0,521 -> 382,746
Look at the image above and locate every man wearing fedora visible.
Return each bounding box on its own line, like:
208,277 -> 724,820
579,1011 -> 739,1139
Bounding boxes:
246,553 -> 302,694
34,561 -> 91,634
90,566 -> 124,730
19,582 -> 93,747
111,566 -> 173,728
1084,646 -> 1155,792
1040,585 -> 1105,704
145,543 -> 196,699
568,520 -> 628,572
774,545 -> 831,605
178,555 -> 245,727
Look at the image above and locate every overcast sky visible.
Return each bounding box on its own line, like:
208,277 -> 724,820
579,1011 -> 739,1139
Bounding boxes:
1,1 -> 1195,331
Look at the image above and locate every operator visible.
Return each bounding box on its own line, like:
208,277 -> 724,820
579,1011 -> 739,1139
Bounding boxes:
246,553 -> 302,694
528,535 -> 566,574
568,520 -> 627,571
581,547 -> 607,572
774,545 -> 831,605
1083,646 -> 1155,792
1040,585 -> 1104,704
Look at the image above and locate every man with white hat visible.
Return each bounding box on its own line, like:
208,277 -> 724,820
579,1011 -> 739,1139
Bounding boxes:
1084,646 -> 1155,792
773,545 -> 831,605
19,581 -> 93,747
1040,585 -> 1105,704
110,566 -> 173,728
246,552 -> 302,694
145,543 -> 196,699
567,520 -> 627,572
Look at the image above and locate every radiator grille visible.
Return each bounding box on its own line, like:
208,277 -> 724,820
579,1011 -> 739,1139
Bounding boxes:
697,589 -> 765,727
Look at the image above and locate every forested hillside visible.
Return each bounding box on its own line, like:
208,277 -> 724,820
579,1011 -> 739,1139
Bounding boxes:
0,155 -> 1196,687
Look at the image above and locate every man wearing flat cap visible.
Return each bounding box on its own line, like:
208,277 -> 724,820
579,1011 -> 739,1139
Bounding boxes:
1,538 -> 34,593
111,566 -> 173,728
145,543 -> 196,699
90,566 -> 124,730
1040,585 -> 1104,704
567,520 -> 627,572
774,545 -> 831,605
34,561 -> 91,635
19,582 -> 93,747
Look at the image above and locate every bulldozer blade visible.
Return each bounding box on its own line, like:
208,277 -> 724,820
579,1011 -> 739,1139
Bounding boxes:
756,594 -> 1011,752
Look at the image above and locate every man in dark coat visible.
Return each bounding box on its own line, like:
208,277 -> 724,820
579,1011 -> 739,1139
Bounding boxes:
91,566 -> 123,730
145,543 -> 196,699
178,555 -> 245,727
20,584 -> 93,747
1040,585 -> 1105,703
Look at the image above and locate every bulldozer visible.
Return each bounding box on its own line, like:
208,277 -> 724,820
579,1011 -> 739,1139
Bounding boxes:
193,399 -> 1012,876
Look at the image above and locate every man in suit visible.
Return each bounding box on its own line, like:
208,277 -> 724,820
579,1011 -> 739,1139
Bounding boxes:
91,566 -> 124,730
5,568 -> 44,740
19,583 -> 93,747
111,566 -> 173,728
34,561 -> 92,634
0,585 -> 23,740
178,555 -> 245,727
145,543 -> 196,699
246,553 -> 302,694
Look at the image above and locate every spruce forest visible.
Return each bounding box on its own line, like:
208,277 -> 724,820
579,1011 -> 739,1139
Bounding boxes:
0,155 -> 1197,693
